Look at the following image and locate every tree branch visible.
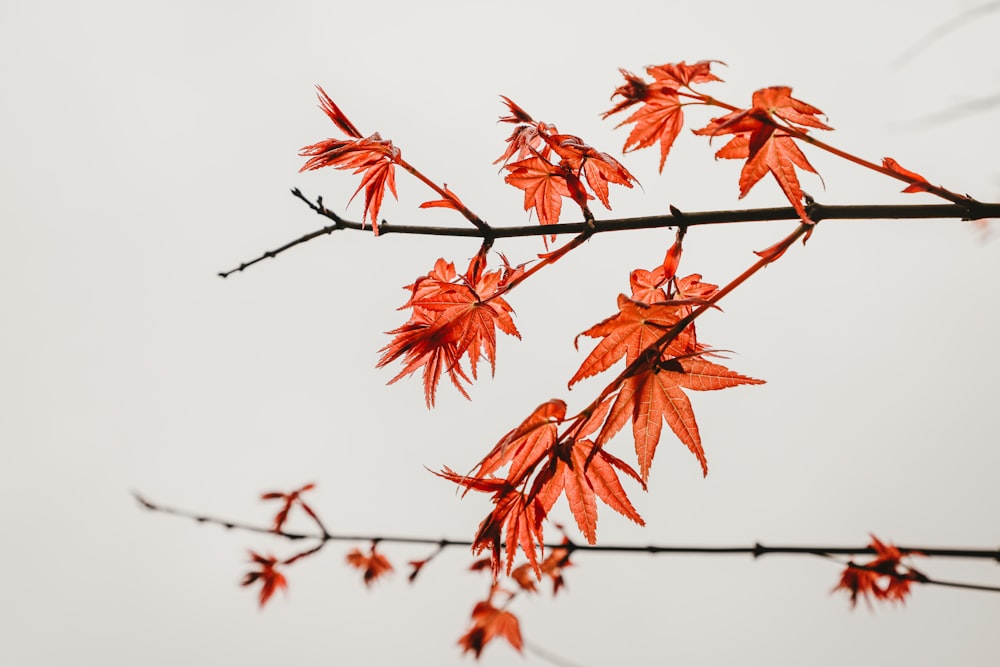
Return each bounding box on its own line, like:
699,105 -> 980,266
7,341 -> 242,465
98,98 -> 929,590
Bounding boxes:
134,492 -> 1000,564
217,190 -> 1000,278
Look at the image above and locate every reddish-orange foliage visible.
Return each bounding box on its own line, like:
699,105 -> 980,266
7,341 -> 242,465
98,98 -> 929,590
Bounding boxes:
299,86 -> 398,234
442,391 -> 649,577
458,593 -> 524,658
510,539 -> 573,596
882,157 -> 932,193
235,61 -> 966,658
605,60 -> 722,171
260,482 -> 317,532
241,551 -> 287,607
694,86 -> 830,221
497,98 -> 636,225
531,437 -> 645,542
378,253 -> 520,406
437,467 -> 547,577
346,543 -> 394,586
833,535 -> 926,609
599,356 -> 764,480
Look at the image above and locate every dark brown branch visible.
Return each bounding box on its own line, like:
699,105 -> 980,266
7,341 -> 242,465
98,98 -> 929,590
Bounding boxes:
134,492 -> 1000,565
217,190 -> 1000,278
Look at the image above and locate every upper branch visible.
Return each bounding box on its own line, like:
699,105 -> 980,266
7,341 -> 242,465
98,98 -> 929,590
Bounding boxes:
217,192 -> 1000,278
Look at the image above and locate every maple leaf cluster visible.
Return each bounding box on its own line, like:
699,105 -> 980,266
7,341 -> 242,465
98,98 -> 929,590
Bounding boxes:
241,551 -> 288,607
269,58 -> 958,658
457,591 -> 523,659
606,62 -> 832,222
346,543 -> 394,585
496,96 -> 637,226
460,535 -> 573,657
833,536 -> 927,609
377,250 -> 522,407
438,236 -> 762,579
299,86 -> 399,234
260,482 -> 318,532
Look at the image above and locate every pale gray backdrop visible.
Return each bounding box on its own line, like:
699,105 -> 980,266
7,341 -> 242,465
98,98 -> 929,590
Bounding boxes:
3,1 -> 998,665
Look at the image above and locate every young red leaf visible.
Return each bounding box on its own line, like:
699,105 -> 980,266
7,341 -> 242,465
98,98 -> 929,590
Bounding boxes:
598,356 -> 764,480
300,88 -> 400,234
882,157 -> 931,193
313,85 -> 362,138
458,600 -> 523,658
612,93 -> 686,172
503,155 -> 573,226
510,540 -> 573,595
299,133 -> 399,234
474,399 -> 566,483
378,256 -> 521,406
241,551 -> 287,607
833,535 -> 926,609
346,544 -> 394,586
629,239 -> 684,304
604,61 -> 722,171
260,482 -> 316,532
569,294 -> 697,388
532,438 -> 645,543
694,86 -> 829,221
495,97 -> 555,166
646,60 -> 724,88
436,468 -> 547,578
419,184 -> 467,210
543,134 -> 637,209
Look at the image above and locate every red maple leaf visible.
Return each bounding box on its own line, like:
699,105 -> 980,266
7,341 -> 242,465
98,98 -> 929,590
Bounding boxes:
378,256 -> 520,407
882,157 -> 932,193
299,87 -> 399,234
629,239 -> 683,304
473,399 -> 566,484
503,155 -> 579,226
499,98 -> 635,225
458,597 -> 523,658
568,293 -> 701,388
646,60 -> 724,88
345,543 -> 394,586
834,535 -> 926,609
604,61 -> 722,171
510,538 -> 573,595
241,551 -> 287,607
543,134 -> 637,209
436,468 -> 546,578
494,96 -> 557,165
530,437 -> 645,543
694,86 -> 830,221
597,356 -> 764,480
259,482 -> 317,532
419,184 -> 467,211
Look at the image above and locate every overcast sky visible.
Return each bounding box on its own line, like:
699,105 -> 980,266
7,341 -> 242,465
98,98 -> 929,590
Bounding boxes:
4,1 -> 999,665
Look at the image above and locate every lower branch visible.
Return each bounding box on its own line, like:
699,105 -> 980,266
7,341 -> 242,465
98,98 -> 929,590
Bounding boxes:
134,491 -> 1000,576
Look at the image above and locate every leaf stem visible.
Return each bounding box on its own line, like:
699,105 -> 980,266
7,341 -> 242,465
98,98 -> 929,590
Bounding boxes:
395,157 -> 493,234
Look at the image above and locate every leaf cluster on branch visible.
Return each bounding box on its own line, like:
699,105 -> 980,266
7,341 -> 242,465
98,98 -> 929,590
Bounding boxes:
143,59 -> 998,659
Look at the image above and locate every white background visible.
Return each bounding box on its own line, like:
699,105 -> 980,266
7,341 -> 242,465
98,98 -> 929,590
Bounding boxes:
3,1 -> 999,665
